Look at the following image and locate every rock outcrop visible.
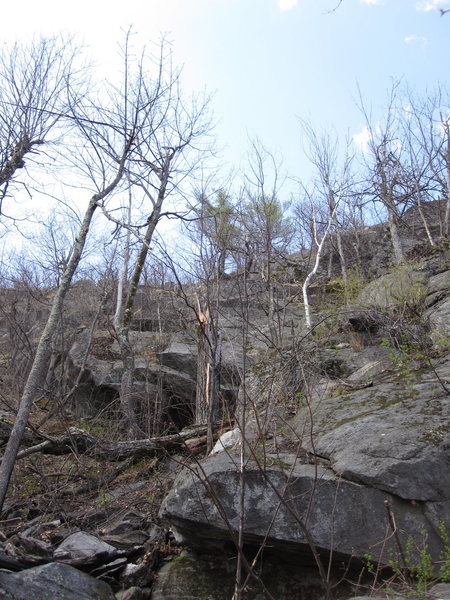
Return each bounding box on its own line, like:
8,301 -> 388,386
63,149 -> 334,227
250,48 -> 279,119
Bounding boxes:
159,255 -> 450,597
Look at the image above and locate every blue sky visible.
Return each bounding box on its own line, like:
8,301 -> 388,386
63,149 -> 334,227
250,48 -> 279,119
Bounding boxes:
2,0 -> 450,200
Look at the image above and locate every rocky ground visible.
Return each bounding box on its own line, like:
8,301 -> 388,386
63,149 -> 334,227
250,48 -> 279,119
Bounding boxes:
0,217 -> 449,599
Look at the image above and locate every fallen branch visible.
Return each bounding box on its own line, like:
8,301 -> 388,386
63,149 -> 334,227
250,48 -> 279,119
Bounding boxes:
15,422 -> 233,462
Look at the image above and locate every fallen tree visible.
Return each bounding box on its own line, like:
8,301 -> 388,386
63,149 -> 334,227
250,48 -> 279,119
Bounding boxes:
5,422 -> 233,462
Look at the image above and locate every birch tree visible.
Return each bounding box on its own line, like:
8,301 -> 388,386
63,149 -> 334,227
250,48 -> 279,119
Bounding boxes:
300,122 -> 354,290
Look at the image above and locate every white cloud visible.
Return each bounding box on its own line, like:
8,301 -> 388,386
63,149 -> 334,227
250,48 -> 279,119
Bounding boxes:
353,126 -> 372,153
361,0 -> 383,4
404,34 -> 428,44
278,0 -> 299,11
416,0 -> 449,11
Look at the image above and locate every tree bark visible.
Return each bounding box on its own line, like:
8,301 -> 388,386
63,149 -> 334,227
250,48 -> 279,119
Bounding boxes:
302,206 -> 336,331
386,203 -> 404,264
0,159 -> 127,512
444,135 -> 450,239
116,150 -> 173,439
195,305 -> 222,452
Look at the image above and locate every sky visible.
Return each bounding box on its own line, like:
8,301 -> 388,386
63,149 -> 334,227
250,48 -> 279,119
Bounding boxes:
2,0 -> 450,205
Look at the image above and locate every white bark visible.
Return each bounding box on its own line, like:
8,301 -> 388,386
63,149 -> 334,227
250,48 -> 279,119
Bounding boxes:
302,206 -> 336,331
445,136 -> 450,239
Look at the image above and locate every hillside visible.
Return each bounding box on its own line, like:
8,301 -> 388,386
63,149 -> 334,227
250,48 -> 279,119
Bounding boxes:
0,207 -> 449,600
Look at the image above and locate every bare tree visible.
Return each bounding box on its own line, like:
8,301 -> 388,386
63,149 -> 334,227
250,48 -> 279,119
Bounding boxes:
357,84 -> 414,264
403,86 -> 450,241
296,185 -> 339,330
240,138 -> 292,346
300,121 -> 354,290
0,36 -> 81,211
0,31 -> 201,508
94,36 -> 213,439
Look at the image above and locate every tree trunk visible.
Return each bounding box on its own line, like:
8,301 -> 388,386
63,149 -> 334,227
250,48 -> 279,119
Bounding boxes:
444,137 -> 450,239
386,203 -> 404,264
116,152 -> 172,439
0,152 -> 128,512
302,208 -> 335,331
195,306 -> 221,452
0,197 -> 98,511
334,218 -> 348,288
416,190 -> 435,247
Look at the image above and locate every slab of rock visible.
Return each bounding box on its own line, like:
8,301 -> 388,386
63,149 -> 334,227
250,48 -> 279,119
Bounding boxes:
102,511 -> 148,535
160,450 -> 444,565
290,356 -> 450,502
119,562 -> 154,588
357,270 -> 428,310
54,531 -> 117,560
0,562 -> 115,599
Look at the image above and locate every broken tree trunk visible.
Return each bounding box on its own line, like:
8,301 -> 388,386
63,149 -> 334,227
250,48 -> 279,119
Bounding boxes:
195,304 -> 222,452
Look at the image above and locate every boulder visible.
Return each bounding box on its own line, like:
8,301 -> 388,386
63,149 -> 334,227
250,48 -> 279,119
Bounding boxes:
0,562 -> 115,600
101,511 -> 148,535
115,587 -> 151,600
119,562 -> 154,588
54,531 -> 117,560
357,269 -> 427,310
429,583 -> 450,599
159,449 -> 445,566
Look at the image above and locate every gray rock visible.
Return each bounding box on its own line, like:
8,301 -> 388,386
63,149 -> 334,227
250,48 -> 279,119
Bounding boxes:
0,562 -> 115,599
344,597 -> 406,600
115,586 -> 152,599
160,450 -> 445,565
290,356 -> 450,502
151,550 -> 330,600
357,269 -> 427,310
426,297 -> 450,342
430,583 -> 450,599
102,511 -> 148,535
157,340 -> 198,378
13,533 -> 53,558
119,562 -> 153,587
101,531 -> 149,548
54,531 -> 117,560
146,523 -> 164,543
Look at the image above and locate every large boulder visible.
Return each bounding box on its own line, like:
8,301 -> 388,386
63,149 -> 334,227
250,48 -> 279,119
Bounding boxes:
424,270 -> 450,342
357,268 -> 427,310
160,447 -> 445,567
54,531 -> 117,560
160,348 -> 449,570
